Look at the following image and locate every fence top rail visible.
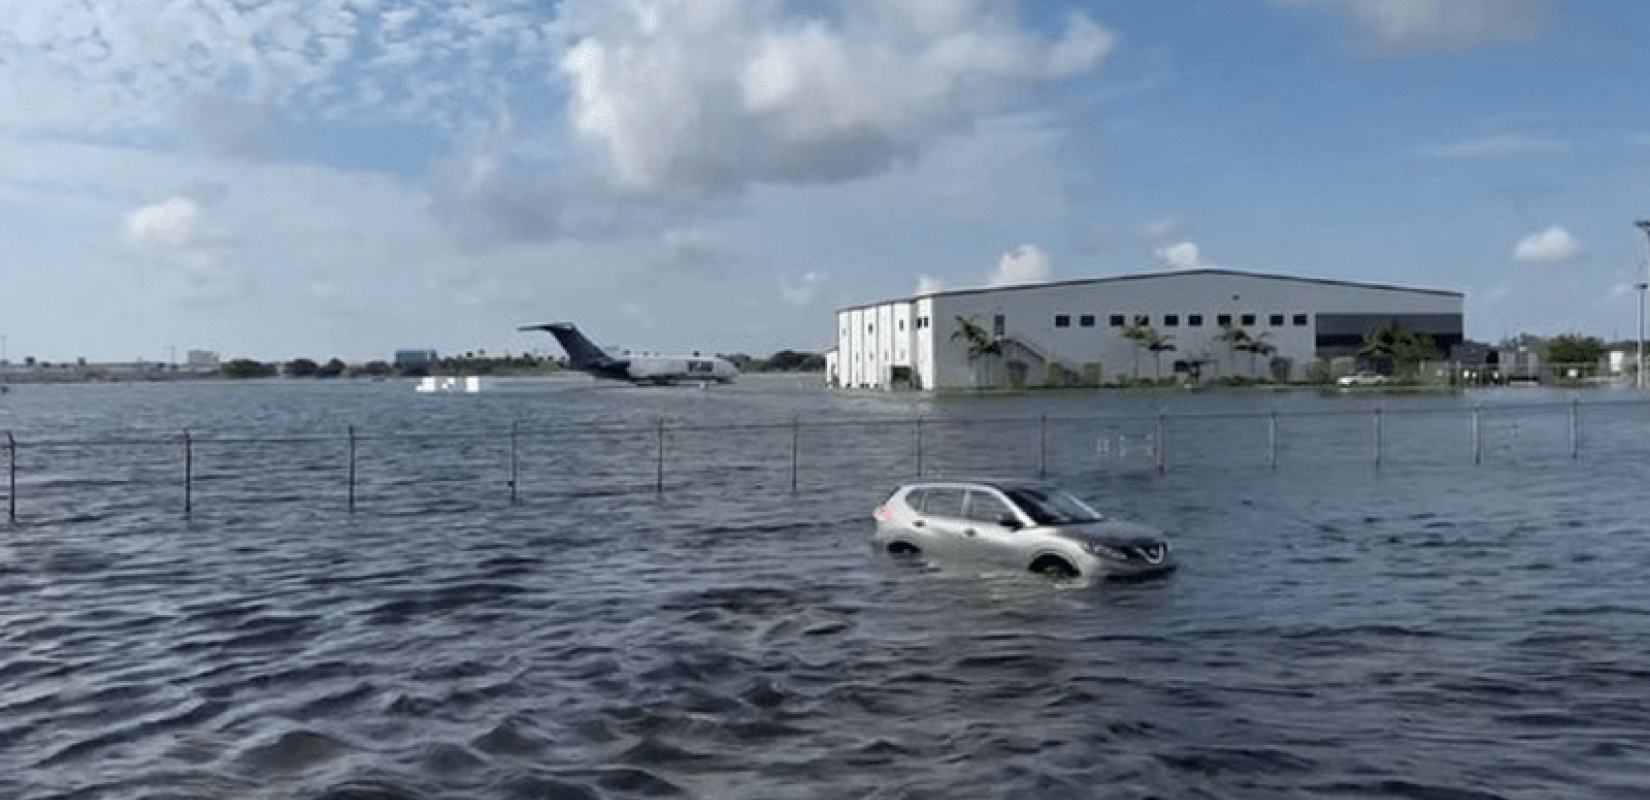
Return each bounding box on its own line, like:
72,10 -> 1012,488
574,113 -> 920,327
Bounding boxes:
2,395 -> 1643,448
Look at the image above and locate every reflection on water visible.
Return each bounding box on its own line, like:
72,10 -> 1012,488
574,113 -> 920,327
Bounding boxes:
2,378 -> 1649,799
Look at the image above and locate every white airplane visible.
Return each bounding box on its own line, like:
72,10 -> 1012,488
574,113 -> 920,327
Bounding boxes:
519,322 -> 738,385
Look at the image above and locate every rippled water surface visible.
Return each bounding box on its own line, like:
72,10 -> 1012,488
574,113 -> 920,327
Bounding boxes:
3,377 -> 1649,799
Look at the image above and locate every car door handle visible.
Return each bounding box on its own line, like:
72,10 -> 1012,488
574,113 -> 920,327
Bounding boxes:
963,528 -> 977,537
911,520 -> 924,528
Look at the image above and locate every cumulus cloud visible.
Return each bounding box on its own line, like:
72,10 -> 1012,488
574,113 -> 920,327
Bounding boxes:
557,0 -> 1115,195
124,196 -> 200,249
1513,225 -> 1583,262
779,270 -> 827,307
990,244 -> 1053,286
1276,0 -> 1550,51
0,1 -> 551,136
1156,241 -> 1210,270
916,275 -> 947,295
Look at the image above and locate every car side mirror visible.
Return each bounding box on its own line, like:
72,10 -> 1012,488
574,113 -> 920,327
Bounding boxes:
998,514 -> 1022,530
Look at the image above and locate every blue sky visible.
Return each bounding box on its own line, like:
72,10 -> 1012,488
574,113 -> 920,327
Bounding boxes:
2,0 -> 1649,363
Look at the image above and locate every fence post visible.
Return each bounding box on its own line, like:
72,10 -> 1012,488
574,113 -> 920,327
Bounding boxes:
1268,409 -> 1278,469
184,429 -> 192,515
1472,405 -> 1482,465
6,432 -> 14,524
1155,412 -> 1166,475
915,415 -> 924,477
1373,407 -> 1383,469
1570,398 -> 1580,460
1038,414 -> 1048,479
790,416 -> 800,492
348,425 -> 357,512
509,421 -> 519,504
655,417 -> 665,494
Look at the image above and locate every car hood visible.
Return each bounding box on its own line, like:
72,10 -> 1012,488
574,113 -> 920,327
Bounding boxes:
1052,519 -> 1167,548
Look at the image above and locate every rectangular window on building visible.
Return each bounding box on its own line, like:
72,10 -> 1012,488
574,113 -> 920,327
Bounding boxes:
898,320 -> 905,331
1079,314 -> 1095,327
1164,314 -> 1179,327
1134,315 -> 1149,326
1188,314 -> 1204,327
1269,314 -> 1284,326
1293,314 -> 1308,326
1241,313 -> 1257,326
993,314 -> 1005,337
1109,314 -> 1126,327
1217,314 -> 1232,327
1055,314 -> 1071,328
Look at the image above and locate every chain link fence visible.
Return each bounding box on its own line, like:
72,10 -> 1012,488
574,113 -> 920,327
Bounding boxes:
5,398 -> 1648,523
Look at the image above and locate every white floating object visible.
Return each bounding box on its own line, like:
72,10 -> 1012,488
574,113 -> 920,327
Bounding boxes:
415,376 -> 492,393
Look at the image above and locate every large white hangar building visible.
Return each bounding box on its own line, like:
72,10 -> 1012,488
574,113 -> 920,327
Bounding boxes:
827,269 -> 1464,390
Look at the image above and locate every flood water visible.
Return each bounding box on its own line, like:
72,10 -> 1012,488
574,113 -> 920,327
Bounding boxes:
3,376 -> 1649,799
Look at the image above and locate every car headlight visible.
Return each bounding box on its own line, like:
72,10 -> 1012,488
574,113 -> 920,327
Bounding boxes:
1084,542 -> 1128,560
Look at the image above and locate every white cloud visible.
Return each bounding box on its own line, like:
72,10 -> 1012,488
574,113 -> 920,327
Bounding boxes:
1513,225 -> 1583,262
779,270 -> 827,307
124,196 -> 201,249
557,0 -> 1115,194
990,244 -> 1052,286
916,275 -> 947,295
1156,241 -> 1209,270
1276,0 -> 1550,51
0,1 -> 551,136
1416,134 -> 1568,159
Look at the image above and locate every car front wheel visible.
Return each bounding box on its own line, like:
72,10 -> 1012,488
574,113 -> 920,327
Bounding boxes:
1029,555 -> 1079,579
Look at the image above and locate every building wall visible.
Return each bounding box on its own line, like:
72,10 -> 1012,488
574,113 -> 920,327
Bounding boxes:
832,270 -> 1462,390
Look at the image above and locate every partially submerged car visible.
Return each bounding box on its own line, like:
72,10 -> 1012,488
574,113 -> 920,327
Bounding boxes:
1336,371 -> 1388,387
872,480 -> 1175,580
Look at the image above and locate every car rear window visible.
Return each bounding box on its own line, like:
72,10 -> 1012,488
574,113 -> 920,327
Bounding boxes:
900,488 -> 927,512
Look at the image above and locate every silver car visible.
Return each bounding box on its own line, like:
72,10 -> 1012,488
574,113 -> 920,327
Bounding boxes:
872,480 -> 1175,580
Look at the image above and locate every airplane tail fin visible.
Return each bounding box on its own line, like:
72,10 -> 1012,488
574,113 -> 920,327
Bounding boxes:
518,323 -> 620,370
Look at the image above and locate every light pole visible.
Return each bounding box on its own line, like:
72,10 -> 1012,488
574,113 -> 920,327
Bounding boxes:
1638,220 -> 1650,390
1640,281 -> 1648,390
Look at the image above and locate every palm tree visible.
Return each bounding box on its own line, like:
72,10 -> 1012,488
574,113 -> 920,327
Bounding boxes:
1359,320 -> 1435,376
1121,322 -> 1174,381
951,315 -> 1001,387
1244,331 -> 1276,379
1218,323 -> 1251,378
1146,333 -> 1177,381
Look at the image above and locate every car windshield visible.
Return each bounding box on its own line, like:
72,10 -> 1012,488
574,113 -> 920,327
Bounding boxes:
1001,486 -> 1104,525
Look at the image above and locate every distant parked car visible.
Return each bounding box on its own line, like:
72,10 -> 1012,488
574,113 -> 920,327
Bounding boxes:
872,480 -> 1175,580
1337,371 -> 1388,387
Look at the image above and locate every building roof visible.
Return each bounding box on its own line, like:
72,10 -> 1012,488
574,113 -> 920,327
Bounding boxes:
839,268 -> 1462,314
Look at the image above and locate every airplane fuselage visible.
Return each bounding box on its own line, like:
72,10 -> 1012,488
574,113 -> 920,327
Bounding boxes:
621,354 -> 738,384
519,322 -> 739,385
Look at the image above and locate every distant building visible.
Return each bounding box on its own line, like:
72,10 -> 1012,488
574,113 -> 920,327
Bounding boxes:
829,268 -> 1464,390
185,350 -> 220,370
394,349 -> 439,371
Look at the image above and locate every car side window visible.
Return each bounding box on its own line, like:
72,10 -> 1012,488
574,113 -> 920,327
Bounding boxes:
922,488 -> 965,519
965,491 -> 1015,526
